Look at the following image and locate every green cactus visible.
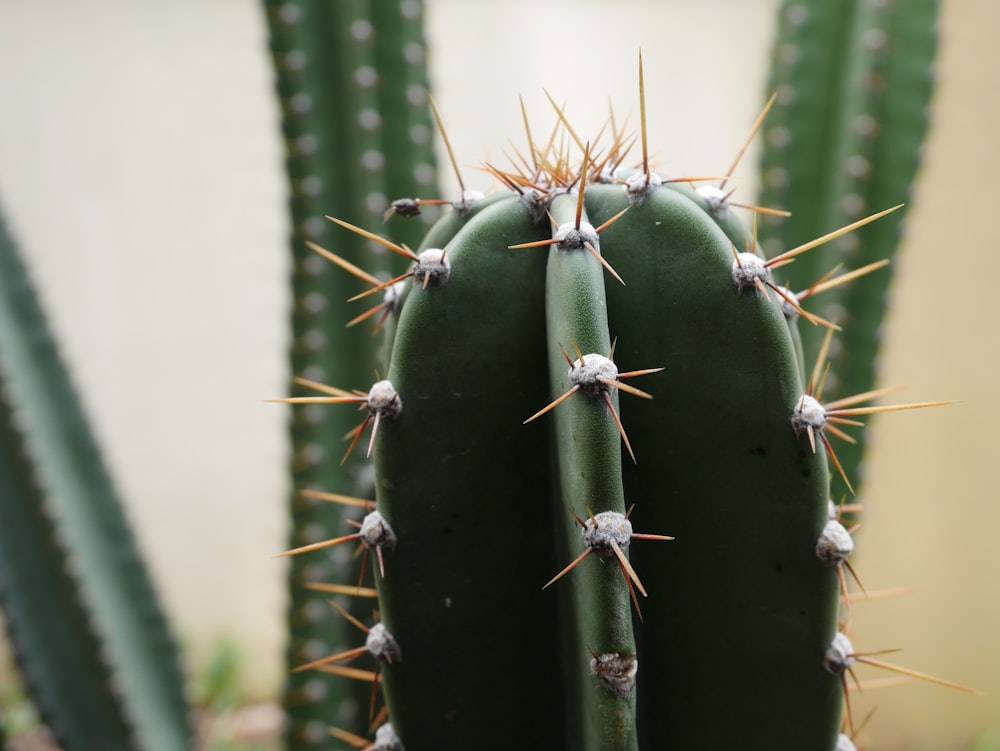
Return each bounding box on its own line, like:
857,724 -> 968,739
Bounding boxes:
273,65 -> 962,745
0,202 -> 191,750
262,0 -> 438,745
267,2 -> 961,749
757,0 -> 940,496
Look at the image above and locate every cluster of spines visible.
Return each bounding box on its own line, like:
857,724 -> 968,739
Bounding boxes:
272,61 -> 968,749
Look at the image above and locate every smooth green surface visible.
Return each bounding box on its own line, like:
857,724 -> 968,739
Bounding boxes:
545,194 -> 637,751
587,183 -> 841,750
375,199 -> 573,750
0,205 -> 190,750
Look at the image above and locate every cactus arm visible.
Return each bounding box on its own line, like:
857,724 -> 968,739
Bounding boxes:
758,0 -> 940,493
543,193 -> 637,751
263,1 -> 438,742
374,199 -> 573,750
0,367 -> 135,749
0,204 -> 190,750
584,183 -> 842,750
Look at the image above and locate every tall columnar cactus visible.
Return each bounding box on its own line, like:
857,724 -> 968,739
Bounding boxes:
272,50 -> 971,745
0,202 -> 191,750
262,0 -> 438,745
757,0 -> 940,495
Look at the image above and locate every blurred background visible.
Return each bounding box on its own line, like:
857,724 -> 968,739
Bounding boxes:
0,1 -> 997,748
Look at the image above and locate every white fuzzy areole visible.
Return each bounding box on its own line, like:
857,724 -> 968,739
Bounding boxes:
373,722 -> 404,751
590,651 -> 638,697
367,379 -> 403,418
816,519 -> 854,564
452,189 -> 484,215
775,284 -> 799,318
835,733 -> 858,751
360,510 -> 397,549
731,252 -> 769,290
383,279 -> 408,311
568,353 -> 619,397
624,171 -> 663,205
413,248 -> 451,288
582,510 -> 633,552
791,394 -> 827,433
824,632 -> 855,675
553,221 -> 600,253
696,184 -> 730,217
365,622 -> 402,663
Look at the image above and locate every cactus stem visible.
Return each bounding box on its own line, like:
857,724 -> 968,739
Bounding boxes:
590,650 -> 639,697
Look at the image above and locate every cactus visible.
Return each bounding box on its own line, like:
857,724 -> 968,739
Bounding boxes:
262,0 -> 438,745
757,0 -> 940,495
0,201 -> 191,750
272,47 -> 974,744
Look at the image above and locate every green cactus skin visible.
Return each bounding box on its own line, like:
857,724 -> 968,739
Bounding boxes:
758,0 -> 939,496
0,204 -> 190,750
262,1 -> 437,744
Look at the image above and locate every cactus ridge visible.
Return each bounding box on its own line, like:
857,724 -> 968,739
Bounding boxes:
277,69 -> 964,749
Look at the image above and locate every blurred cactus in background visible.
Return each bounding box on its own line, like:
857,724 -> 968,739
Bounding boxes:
0,204 -> 191,750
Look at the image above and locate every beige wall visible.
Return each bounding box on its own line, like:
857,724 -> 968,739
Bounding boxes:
0,1 -> 997,748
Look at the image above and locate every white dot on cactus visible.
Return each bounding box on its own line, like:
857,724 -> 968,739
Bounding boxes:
350,19 -> 373,42
367,380 -> 403,418
354,65 -> 378,88
553,221 -> 600,253
785,3 -> 808,25
840,193 -> 867,218
835,734 -> 857,751
864,27 -> 888,52
374,723 -> 404,751
764,166 -> 789,190
452,190 -> 483,214
358,108 -> 382,132
361,149 -> 385,173
289,92 -> 312,114
278,3 -> 301,24
301,404 -> 324,426
581,511 -> 634,554
301,599 -> 326,624
406,84 -> 428,108
301,291 -> 325,314
365,623 -> 401,663
623,171 -> 663,205
302,216 -> 325,239
824,632 -> 856,675
301,522 -> 327,545
853,113 -> 878,138
777,42 -> 800,66
360,511 -> 397,549
775,285 -> 798,318
845,154 -> 871,179
590,652 -> 638,697
301,329 -> 326,352
569,354 -> 619,397
384,280 -> 407,311
364,192 -> 388,214
400,0 -> 421,20
301,638 -> 328,661
284,50 -> 306,72
413,248 -> 451,288
835,233 -> 860,255
792,394 -> 827,433
295,133 -> 317,156
300,175 -> 322,198
337,697 -> 358,724
302,717 -> 327,742
403,42 -> 425,65
816,520 -> 854,565
409,123 -> 431,145
414,162 -> 435,186
696,184 -> 730,217
766,125 -> 791,149
775,83 -> 796,106
731,252 -> 769,291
